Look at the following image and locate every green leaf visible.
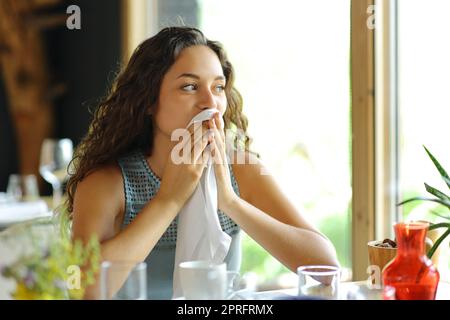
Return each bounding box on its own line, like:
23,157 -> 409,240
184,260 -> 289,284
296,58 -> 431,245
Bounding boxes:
398,196 -> 450,210
443,176 -> 450,190
428,222 -> 450,231
423,146 -> 450,191
424,183 -> 450,202
429,209 -> 450,221
427,228 -> 450,259
397,197 -> 427,206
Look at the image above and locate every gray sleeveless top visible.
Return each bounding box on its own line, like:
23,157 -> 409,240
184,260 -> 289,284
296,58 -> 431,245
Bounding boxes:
117,149 -> 241,299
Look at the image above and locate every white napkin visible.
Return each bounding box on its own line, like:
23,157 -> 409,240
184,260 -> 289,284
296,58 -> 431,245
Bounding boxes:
0,200 -> 50,230
172,109 -> 232,299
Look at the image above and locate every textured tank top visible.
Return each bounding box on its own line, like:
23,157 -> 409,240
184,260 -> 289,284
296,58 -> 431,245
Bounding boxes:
117,149 -> 241,299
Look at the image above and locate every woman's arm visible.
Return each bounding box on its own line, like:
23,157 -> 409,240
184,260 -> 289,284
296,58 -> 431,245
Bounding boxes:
72,165 -> 180,262
72,122 -> 212,298
71,164 -> 181,298
227,153 -> 340,273
208,112 -> 339,272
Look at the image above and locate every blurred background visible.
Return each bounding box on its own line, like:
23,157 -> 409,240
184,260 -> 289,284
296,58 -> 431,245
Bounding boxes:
0,0 -> 121,195
1,0 -> 449,290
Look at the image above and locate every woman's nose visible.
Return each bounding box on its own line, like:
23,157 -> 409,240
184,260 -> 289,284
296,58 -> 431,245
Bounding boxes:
197,88 -> 217,110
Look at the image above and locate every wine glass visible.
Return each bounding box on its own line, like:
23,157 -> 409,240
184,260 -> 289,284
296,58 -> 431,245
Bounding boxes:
6,174 -> 40,202
39,138 -> 73,208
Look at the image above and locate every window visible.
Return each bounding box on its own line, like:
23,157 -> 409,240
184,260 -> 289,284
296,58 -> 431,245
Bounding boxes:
397,0 -> 450,279
136,0 -> 352,287
397,0 -> 450,220
200,0 -> 352,286
367,0 -> 450,280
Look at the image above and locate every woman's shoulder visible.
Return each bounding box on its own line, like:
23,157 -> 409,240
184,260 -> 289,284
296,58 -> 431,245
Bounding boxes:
230,149 -> 265,171
80,162 -> 123,188
72,163 -> 125,242
73,163 -> 125,232
74,162 -> 124,209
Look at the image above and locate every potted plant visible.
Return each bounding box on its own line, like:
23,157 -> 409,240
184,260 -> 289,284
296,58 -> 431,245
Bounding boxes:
398,146 -> 450,260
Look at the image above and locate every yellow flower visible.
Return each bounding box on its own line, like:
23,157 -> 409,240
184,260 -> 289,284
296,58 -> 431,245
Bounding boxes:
68,287 -> 85,300
2,212 -> 100,300
13,282 -> 55,300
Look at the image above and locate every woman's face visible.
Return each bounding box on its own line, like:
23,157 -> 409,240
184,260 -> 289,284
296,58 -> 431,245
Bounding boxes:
153,45 -> 227,138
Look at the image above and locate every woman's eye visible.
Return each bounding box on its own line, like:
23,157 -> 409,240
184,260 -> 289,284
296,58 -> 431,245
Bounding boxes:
182,84 -> 197,91
215,85 -> 225,93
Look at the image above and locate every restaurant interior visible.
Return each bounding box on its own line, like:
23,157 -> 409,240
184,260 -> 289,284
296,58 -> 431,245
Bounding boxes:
0,0 -> 449,301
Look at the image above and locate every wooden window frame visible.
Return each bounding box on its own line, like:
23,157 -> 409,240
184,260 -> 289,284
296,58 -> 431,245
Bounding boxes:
351,0 -> 375,281
352,0 -> 399,280
121,0 -> 157,64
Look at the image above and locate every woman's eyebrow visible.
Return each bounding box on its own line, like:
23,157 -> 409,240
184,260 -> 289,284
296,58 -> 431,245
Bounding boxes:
176,73 -> 225,81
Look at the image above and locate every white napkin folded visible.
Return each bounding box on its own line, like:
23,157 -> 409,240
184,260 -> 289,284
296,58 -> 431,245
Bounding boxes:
0,200 -> 50,230
172,109 -> 232,299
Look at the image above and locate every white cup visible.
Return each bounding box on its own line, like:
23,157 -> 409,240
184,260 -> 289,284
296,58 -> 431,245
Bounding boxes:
179,261 -> 238,300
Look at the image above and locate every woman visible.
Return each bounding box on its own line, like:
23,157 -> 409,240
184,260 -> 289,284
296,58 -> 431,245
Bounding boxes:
69,26 -> 339,299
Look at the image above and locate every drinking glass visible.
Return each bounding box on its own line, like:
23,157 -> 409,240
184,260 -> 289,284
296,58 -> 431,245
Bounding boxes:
6,174 -> 39,202
100,261 -> 147,300
39,138 -> 73,208
297,265 -> 340,299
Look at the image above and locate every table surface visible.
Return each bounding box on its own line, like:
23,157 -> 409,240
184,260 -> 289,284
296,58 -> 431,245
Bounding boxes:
234,280 -> 450,300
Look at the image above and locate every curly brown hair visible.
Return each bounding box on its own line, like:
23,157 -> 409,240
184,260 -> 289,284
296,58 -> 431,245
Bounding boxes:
66,26 -> 254,213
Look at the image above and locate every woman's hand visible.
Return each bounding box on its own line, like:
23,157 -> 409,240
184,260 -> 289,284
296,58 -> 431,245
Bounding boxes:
155,121 -> 213,211
209,112 -> 239,212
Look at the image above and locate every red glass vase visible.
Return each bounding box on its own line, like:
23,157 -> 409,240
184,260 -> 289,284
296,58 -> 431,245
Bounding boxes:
383,222 -> 440,300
